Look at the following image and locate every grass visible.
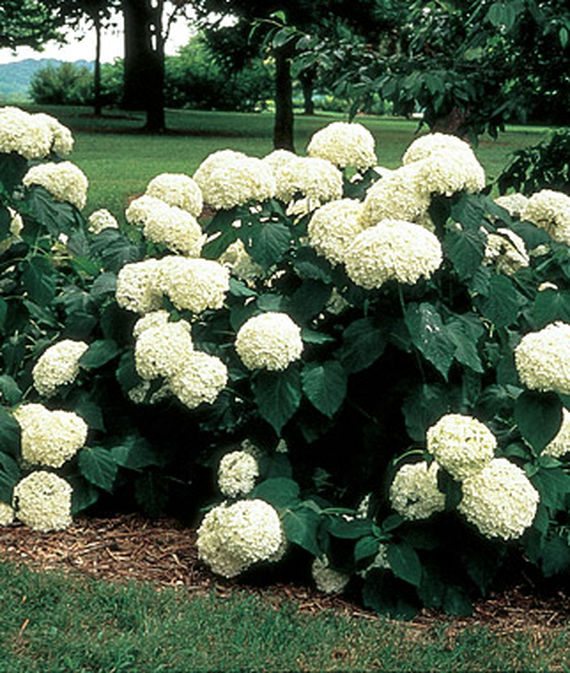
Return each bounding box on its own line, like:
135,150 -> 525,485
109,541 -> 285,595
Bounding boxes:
0,561 -> 568,673
20,104 -> 556,215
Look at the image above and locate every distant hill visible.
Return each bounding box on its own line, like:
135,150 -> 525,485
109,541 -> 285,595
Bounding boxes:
0,59 -> 93,101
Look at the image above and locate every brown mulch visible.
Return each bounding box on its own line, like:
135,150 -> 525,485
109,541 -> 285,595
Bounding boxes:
0,514 -> 569,635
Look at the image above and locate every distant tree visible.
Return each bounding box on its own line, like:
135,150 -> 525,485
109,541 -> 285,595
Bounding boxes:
0,0 -> 65,50
30,61 -> 92,105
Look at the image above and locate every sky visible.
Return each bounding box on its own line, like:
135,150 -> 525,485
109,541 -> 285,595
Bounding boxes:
0,14 -> 193,65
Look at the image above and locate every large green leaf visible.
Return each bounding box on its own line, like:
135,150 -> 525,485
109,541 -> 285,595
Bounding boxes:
450,193 -> 486,230
90,229 -> 143,272
478,275 -> 525,328
111,435 -> 164,471
515,390 -> 562,452
80,339 -> 121,370
68,474 -> 100,515
23,185 -> 82,237
531,466 -> 570,510
402,384 -> 459,442
0,452 -> 21,503
289,280 -> 331,323
0,152 -> 27,193
282,503 -> 321,555
251,477 -> 300,508
446,315 -> 484,373
252,367 -> 302,434
444,226 -> 486,280
541,535 -> 570,577
0,376 -> 22,406
531,290 -> 570,329
22,256 -> 56,305
0,406 -> 20,457
405,303 -> 454,379
78,446 -> 119,492
386,541 -> 422,587
246,221 -> 291,268
301,361 -> 347,418
339,318 -> 385,373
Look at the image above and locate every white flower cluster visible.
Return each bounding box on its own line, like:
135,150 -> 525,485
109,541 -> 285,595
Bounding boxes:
311,556 -> 350,594
196,499 -> 285,578
514,322 -> 570,395
426,414 -> 496,481
87,208 -> 119,234
13,471 -> 72,532
217,450 -> 259,497
543,409 -> 570,458
484,228 -> 529,276
358,164 -> 431,228
115,259 -> 162,314
389,461 -> 446,520
169,351 -> 228,410
262,149 -> 298,174
23,161 -> 88,210
32,339 -> 88,397
14,403 -> 88,468
403,133 -> 485,195
458,458 -> 539,540
235,312 -> 303,371
0,107 -> 74,159
126,195 -> 204,257
134,320 -> 194,380
272,156 -> 343,205
307,199 -> 364,264
133,309 -> 170,338
344,219 -> 443,289
521,190 -> 570,246
157,256 -> 229,313
218,240 -> 265,284
0,502 -> 14,526
494,193 -> 529,217
194,150 -> 275,210
307,122 -> 377,171
145,173 -> 203,217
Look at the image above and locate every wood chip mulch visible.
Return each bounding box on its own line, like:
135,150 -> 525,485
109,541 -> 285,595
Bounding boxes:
0,513 -> 569,635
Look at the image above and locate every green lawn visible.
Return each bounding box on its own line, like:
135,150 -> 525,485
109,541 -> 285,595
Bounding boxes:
0,561 -> 568,673
22,105 -> 555,216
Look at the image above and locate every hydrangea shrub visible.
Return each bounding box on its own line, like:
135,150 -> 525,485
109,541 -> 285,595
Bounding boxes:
1,109 -> 570,618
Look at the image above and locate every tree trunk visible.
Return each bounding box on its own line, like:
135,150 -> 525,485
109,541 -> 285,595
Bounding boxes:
431,106 -> 470,138
121,0 -> 153,111
273,48 -> 295,151
299,70 -> 315,116
144,0 -> 165,132
93,13 -> 102,116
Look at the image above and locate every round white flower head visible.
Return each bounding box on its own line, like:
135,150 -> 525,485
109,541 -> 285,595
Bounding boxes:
134,321 -> 194,380
484,228 -> 529,276
192,149 -> 247,184
426,414 -> 496,481
32,339 -> 89,397
218,239 -> 265,284
494,193 -> 529,218
87,208 -> 119,234
125,195 -> 169,227
23,161 -> 88,210
218,450 -> 259,498
33,112 -> 74,156
146,173 -> 203,217
14,403 -> 88,468
402,133 -> 474,164
307,122 -> 377,171
521,190 -> 570,246
344,219 -> 443,289
458,458 -> 539,540
13,471 -> 72,532
274,156 -> 343,205
157,256 -> 229,313
262,148 -> 298,175
143,205 -> 204,257
194,152 -> 275,210
514,322 -> 570,395
414,152 -> 485,196
308,199 -> 365,265
389,461 -> 446,520
0,502 -> 14,526
311,556 -> 350,594
235,312 -> 303,371
197,499 -> 285,578
0,106 -> 52,159
358,164 -> 431,228
543,408 -> 570,458
132,309 -> 170,339
169,351 -> 228,409
116,258 -> 162,314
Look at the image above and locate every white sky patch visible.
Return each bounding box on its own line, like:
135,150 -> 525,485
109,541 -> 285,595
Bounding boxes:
0,13 -> 194,65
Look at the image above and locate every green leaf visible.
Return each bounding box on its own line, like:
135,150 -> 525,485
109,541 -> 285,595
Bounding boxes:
444,226 -> 486,280
0,406 -> 20,457
90,229 -> 143,273
282,504 -> 321,555
68,474 -> 99,515
72,393 -> 105,432
0,376 -> 22,406
301,361 -> 347,418
362,570 -> 418,619
251,477 -> 300,508
202,228 -> 240,260
90,272 -> 117,300
541,535 -> 570,577
78,446 -> 119,492
301,328 -> 335,344
289,280 -> 331,323
515,391 -> 562,452
327,517 -> 372,539
23,185 -> 82,237
0,152 -> 27,193
229,277 -> 257,298
246,221 -> 291,268
0,452 -> 21,503
531,290 -> 570,329
111,436 -> 163,471
252,368 -> 302,434
478,275 -> 525,328
405,303 -> 454,379
354,535 -> 381,564
446,316 -> 484,373
80,339 -> 121,370
293,247 -> 333,283
450,194 -> 486,230
339,318 -> 385,373
22,256 -> 56,305
386,542 -> 422,587
443,585 -> 473,617
116,352 -> 140,394
531,467 -> 570,510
